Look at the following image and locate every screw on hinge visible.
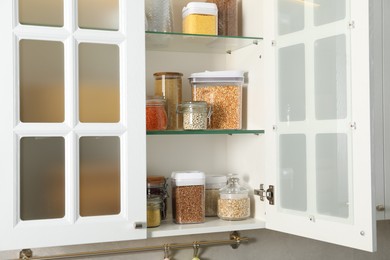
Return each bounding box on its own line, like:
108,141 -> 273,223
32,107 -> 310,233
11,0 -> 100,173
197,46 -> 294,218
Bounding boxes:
19,249 -> 33,259
349,21 -> 355,29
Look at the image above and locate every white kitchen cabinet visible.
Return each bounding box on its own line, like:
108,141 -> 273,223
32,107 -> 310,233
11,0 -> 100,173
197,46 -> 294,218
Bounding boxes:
0,0 -> 376,253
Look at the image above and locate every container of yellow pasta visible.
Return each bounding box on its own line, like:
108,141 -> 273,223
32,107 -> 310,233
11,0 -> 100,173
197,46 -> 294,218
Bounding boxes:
182,2 -> 218,35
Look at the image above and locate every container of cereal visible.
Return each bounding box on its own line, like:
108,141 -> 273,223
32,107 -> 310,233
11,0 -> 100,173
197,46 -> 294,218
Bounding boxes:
218,174 -> 250,221
182,2 -> 218,35
171,171 -> 205,224
154,72 -> 183,130
205,175 -> 227,217
189,71 -> 244,129
177,101 -> 212,130
146,96 -> 168,131
147,195 -> 162,228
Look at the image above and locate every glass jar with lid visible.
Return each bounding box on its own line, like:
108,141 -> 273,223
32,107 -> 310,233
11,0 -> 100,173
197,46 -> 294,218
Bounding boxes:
147,195 -> 162,228
147,176 -> 168,220
177,101 -> 212,130
154,72 -> 183,130
146,96 -> 167,131
218,174 -> 250,221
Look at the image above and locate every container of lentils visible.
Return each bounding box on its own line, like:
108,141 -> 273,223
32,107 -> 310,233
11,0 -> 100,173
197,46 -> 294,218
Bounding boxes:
146,96 -> 167,130
171,171 -> 205,224
177,101 -> 212,130
205,175 -> 227,217
218,175 -> 250,221
147,176 -> 168,220
190,71 -> 244,130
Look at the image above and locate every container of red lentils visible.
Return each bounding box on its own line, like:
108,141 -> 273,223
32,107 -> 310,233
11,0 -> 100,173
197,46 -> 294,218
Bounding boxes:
146,96 -> 167,131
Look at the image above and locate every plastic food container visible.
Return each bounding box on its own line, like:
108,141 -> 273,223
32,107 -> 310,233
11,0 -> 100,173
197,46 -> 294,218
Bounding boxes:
147,195 -> 162,228
205,175 -> 227,217
171,171 -> 205,224
182,2 -> 218,35
147,176 -> 168,220
189,71 -> 244,129
218,175 -> 250,221
177,101 -> 212,130
154,72 -> 183,130
207,0 -> 238,36
146,96 -> 167,130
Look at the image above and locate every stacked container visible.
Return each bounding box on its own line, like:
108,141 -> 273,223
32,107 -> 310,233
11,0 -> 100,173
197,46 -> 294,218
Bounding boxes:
189,70 -> 244,129
205,175 -> 227,217
171,171 -> 205,224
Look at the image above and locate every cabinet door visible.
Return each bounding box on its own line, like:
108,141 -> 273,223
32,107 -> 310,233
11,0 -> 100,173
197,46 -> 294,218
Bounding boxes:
0,0 -> 146,251
264,0 -> 376,251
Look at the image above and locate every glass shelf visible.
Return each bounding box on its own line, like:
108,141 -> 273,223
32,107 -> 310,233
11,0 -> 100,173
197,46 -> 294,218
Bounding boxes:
147,129 -> 265,136
145,31 -> 263,54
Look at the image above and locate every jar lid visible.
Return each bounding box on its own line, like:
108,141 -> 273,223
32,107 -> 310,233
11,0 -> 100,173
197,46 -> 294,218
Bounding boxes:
206,175 -> 227,184
171,171 -> 205,186
147,176 -> 166,187
147,195 -> 162,205
182,2 -> 218,18
189,70 -> 244,83
146,96 -> 166,105
153,72 -> 183,78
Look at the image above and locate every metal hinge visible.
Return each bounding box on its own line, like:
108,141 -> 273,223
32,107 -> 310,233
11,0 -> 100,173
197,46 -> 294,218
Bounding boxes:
254,184 -> 274,205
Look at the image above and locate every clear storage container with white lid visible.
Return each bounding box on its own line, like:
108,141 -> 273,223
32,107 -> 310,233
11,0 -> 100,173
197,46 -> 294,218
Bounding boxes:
182,2 -> 218,35
205,175 -> 227,217
171,171 -> 205,224
218,174 -> 250,221
189,70 -> 244,130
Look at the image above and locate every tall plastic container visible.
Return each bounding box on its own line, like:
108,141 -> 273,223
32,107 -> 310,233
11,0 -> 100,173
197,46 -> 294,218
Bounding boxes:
207,0 -> 238,36
182,2 -> 218,35
171,171 -> 205,224
189,70 -> 244,129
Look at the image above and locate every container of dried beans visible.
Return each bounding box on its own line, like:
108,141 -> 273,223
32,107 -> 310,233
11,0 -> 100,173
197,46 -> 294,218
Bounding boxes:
171,171 -> 205,224
146,96 -> 167,131
189,71 -> 244,130
177,101 -> 212,130
218,174 -> 250,221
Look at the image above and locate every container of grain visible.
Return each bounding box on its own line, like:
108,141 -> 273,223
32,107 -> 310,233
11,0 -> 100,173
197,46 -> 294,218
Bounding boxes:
189,71 -> 244,129
146,96 -> 168,131
205,175 -> 227,217
154,72 -> 183,130
207,0 -> 238,36
147,195 -> 162,228
182,2 -> 218,35
218,175 -> 250,221
171,171 -> 205,224
177,101 -> 212,130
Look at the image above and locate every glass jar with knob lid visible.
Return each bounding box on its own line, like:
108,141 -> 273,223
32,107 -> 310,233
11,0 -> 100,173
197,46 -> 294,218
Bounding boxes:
218,174 -> 250,221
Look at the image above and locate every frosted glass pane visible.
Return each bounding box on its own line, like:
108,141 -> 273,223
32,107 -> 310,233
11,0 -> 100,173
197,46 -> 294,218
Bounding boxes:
79,137 -> 120,217
20,40 -> 64,123
20,137 -> 65,220
78,0 -> 119,31
314,0 -> 346,26
279,134 -> 307,211
278,0 -> 304,35
278,44 -> 306,122
315,35 -> 347,120
316,134 -> 349,218
79,43 -> 120,123
19,0 -> 63,27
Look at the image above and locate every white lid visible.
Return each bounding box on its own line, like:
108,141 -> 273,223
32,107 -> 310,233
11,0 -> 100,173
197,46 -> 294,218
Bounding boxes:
190,70 -> 244,78
171,171 -> 205,186
206,175 -> 227,184
182,2 -> 218,18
